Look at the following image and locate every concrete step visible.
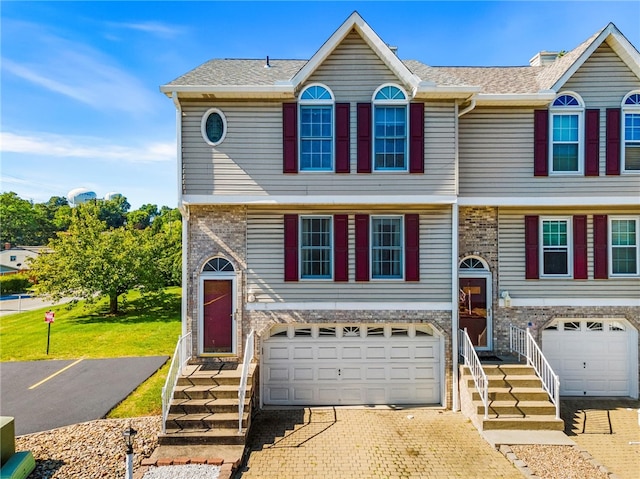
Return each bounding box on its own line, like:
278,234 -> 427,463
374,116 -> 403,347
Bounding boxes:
166,412 -> 249,430
481,415 -> 564,431
465,376 -> 542,389
472,387 -> 551,402
169,398 -> 251,415
173,384 -> 252,400
159,428 -> 248,446
477,400 -> 557,416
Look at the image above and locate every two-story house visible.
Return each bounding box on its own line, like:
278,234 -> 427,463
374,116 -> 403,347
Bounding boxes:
161,12 -> 639,417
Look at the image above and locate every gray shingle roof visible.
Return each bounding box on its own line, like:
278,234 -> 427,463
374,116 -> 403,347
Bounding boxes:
162,25 -> 619,95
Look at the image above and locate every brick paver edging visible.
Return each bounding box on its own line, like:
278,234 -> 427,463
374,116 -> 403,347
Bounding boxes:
133,457 -> 234,479
500,445 -> 621,479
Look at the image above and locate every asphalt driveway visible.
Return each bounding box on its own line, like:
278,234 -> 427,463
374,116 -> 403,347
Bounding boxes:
0,356 -> 168,435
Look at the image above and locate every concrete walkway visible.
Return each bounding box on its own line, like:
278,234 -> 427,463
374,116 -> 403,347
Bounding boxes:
237,407 -> 522,479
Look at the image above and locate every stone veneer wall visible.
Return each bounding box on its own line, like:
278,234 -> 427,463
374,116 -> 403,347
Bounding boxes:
186,205 -> 247,361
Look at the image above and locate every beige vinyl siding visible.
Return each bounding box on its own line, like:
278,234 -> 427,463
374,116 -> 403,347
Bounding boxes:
180,30 -> 457,198
498,208 -> 640,298
459,43 -> 640,198
246,207 -> 452,303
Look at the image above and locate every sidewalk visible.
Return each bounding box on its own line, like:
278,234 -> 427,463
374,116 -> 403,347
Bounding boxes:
0,295 -> 73,316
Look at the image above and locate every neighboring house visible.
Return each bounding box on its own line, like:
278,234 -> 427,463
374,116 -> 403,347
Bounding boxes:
161,12 -> 640,411
0,245 -> 43,276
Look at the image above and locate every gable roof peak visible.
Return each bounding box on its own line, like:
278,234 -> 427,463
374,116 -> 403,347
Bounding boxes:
289,10 -> 421,95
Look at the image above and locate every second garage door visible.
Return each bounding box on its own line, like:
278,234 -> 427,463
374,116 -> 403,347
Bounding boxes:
262,323 -> 442,406
542,318 -> 638,397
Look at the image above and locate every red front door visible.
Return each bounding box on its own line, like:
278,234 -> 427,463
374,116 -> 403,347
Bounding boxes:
459,277 -> 488,348
203,280 -> 233,354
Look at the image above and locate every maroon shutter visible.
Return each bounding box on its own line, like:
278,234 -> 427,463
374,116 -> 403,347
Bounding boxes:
594,214 -> 608,279
533,110 -> 549,176
355,214 -> 370,281
283,103 -> 298,173
404,214 -> 420,281
525,215 -> 539,279
335,103 -> 350,173
409,103 -> 424,173
573,215 -> 588,279
585,109 -> 600,176
606,108 -> 621,175
284,214 -> 298,281
334,214 -> 348,282
357,103 -> 372,173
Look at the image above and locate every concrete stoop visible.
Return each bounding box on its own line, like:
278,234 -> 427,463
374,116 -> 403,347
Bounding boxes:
158,363 -> 257,446
460,364 -> 564,433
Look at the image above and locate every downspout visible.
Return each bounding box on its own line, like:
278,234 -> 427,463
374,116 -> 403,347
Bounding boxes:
458,97 -> 476,118
172,91 -> 188,339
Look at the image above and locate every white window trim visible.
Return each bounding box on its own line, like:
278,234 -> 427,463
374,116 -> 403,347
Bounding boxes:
540,216 -> 573,278
608,215 -> 640,277
370,214 -> 404,280
201,108 -> 227,146
621,90 -> 640,174
299,215 -> 333,280
298,83 -> 335,172
372,83 -> 409,173
548,92 -> 584,176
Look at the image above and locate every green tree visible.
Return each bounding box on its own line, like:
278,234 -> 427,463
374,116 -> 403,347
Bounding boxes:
30,203 -> 165,314
96,196 -> 131,229
0,192 -> 50,245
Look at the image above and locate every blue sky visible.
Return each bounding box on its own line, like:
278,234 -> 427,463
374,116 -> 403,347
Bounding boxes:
1,1 -> 639,210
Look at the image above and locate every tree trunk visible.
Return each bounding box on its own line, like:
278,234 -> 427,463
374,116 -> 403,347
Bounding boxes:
109,293 -> 118,314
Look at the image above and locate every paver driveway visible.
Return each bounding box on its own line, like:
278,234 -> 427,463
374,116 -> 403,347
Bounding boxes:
237,407 -> 521,479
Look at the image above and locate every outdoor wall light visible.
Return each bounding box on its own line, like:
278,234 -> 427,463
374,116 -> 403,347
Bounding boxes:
501,290 -> 512,308
247,289 -> 256,303
122,425 -> 137,479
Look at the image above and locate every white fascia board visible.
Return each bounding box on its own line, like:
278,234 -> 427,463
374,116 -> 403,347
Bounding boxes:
606,32 -> 640,80
246,302 -> 453,311
458,196 -> 640,207
160,84 -> 295,99
182,194 -> 458,206
289,12 -> 420,94
499,297 -> 640,308
474,92 -> 556,106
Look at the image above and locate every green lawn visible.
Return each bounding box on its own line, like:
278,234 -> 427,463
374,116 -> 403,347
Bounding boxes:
0,288 -> 182,417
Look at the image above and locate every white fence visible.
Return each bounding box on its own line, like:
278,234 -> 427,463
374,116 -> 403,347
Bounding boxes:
459,328 -> 489,419
161,331 -> 192,434
238,330 -> 255,434
509,324 -> 560,419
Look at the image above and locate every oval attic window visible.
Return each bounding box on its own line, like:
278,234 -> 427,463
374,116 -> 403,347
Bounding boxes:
201,108 -> 227,146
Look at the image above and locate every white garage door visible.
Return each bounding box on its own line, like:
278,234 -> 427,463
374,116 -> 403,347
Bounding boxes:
262,324 -> 442,406
542,319 -> 638,397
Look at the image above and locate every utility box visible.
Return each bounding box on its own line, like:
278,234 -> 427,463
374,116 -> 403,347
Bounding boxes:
0,417 -> 15,466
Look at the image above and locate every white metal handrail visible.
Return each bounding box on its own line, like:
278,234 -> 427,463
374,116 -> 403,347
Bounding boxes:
161,331 -> 192,433
238,330 -> 255,434
459,328 -> 489,419
509,324 -> 560,419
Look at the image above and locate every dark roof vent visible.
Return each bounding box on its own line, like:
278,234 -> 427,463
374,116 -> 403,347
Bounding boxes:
264,56 -> 271,69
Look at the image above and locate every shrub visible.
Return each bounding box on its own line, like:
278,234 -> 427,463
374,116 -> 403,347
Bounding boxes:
0,274 -> 32,295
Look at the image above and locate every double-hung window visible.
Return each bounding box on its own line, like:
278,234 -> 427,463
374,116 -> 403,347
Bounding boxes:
549,93 -> 584,174
299,84 -> 334,171
373,85 -> 408,171
371,216 -> 403,279
622,91 -> 640,172
610,217 -> 639,276
541,217 -> 572,277
300,216 -> 332,279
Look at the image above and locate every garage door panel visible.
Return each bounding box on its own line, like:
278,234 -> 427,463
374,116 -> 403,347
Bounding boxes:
318,347 -> 338,359
390,346 -> 410,359
268,367 -> 289,381
542,320 -> 635,397
293,347 -> 313,359
293,368 -> 313,381
263,324 -> 443,406
366,367 -> 386,380
342,347 -> 362,359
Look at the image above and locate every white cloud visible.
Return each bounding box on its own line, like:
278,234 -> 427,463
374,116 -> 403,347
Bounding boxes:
1,22 -> 157,114
107,21 -> 185,38
1,131 -> 175,164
